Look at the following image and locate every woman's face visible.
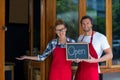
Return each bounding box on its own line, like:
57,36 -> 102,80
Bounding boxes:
55,24 -> 67,38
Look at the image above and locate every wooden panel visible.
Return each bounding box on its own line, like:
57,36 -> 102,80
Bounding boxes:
105,0 -> 112,67
28,0 -> 46,80
79,0 -> 86,34
45,0 -> 56,80
100,66 -> 120,73
30,61 -> 41,68
5,63 -> 14,80
28,0 -> 33,80
9,0 -> 28,23
40,0 -> 46,80
29,0 -> 34,56
0,0 -> 5,80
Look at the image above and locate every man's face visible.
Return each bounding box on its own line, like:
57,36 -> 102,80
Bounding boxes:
81,18 -> 92,32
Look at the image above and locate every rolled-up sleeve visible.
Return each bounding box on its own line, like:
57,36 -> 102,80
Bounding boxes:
38,39 -> 57,61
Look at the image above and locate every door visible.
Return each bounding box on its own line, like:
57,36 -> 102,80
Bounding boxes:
28,0 -> 46,80
0,0 -> 5,80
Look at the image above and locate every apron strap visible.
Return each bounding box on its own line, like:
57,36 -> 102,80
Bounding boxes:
81,30 -> 94,43
90,31 -> 94,43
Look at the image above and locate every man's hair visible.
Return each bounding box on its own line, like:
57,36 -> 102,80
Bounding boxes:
80,15 -> 93,25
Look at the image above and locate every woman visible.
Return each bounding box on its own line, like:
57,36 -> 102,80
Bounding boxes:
16,19 -> 75,80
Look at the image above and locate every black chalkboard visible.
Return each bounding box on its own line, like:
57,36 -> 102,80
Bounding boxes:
66,43 -> 89,60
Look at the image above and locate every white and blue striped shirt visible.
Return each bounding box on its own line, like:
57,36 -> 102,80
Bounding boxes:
38,37 -> 75,61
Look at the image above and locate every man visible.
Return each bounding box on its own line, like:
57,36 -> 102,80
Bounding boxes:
74,15 -> 113,80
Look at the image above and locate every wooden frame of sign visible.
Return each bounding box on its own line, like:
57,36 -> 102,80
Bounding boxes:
66,43 -> 89,60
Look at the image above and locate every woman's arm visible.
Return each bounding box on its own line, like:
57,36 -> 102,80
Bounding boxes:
16,39 -> 57,61
16,55 -> 38,61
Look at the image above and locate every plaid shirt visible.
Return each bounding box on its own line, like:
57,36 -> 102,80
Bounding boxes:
38,37 -> 75,61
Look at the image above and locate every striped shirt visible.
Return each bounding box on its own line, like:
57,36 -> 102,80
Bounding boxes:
38,37 -> 75,61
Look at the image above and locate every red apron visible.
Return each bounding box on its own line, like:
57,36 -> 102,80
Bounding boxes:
75,31 -> 99,80
49,46 -> 72,80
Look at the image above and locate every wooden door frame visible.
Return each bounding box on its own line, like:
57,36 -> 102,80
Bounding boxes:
40,0 -> 46,79
47,0 -> 120,74
45,0 -> 56,80
28,0 -> 46,80
0,0 -> 5,80
100,0 -> 120,73
29,0 -> 120,80
28,0 -> 33,80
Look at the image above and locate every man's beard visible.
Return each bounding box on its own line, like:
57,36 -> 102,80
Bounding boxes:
83,26 -> 92,32
83,28 -> 91,32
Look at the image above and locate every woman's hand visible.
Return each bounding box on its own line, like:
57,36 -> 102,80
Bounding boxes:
16,55 -> 27,60
73,58 -> 84,63
16,55 -> 38,61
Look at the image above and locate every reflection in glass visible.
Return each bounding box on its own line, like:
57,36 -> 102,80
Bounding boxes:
32,68 -> 40,80
86,0 -> 106,65
56,0 -> 78,40
103,72 -> 120,80
112,0 -> 120,65
87,0 -> 105,34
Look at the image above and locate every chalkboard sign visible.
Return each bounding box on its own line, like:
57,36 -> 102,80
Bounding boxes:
66,43 -> 89,60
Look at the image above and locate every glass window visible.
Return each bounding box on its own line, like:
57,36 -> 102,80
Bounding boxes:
56,0 -> 79,40
86,0 -> 106,65
33,0 -> 41,54
32,68 -> 40,80
103,72 -> 120,80
112,0 -> 120,65
86,0 -> 106,34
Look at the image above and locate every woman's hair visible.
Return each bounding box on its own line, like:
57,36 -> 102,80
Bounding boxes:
54,19 -> 67,28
